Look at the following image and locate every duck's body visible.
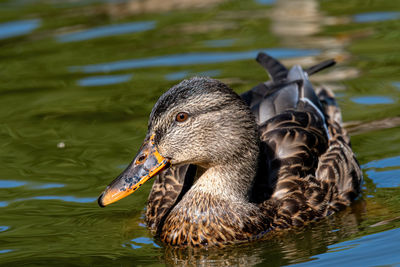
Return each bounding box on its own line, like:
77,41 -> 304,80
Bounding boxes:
99,53 -> 362,247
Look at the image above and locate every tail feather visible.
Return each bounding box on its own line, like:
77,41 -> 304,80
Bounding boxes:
241,53 -> 336,126
256,52 -> 288,82
305,59 -> 336,76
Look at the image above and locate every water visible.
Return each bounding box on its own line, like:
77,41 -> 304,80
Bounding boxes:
70,48 -> 320,73
56,21 -> 156,43
77,74 -> 133,86
0,19 -> 40,39
353,12 -> 400,23
0,0 -> 400,266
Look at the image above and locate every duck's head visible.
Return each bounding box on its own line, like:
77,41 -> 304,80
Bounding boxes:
98,77 -> 259,207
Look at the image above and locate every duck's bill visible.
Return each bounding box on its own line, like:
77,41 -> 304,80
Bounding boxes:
98,135 -> 170,207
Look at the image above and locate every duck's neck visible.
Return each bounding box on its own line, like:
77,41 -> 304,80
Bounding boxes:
191,160 -> 257,202
191,136 -> 260,201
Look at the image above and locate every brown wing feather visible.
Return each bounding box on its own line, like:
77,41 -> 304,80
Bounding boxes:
259,110 -> 328,183
258,87 -> 362,229
316,87 -> 363,208
257,109 -> 330,227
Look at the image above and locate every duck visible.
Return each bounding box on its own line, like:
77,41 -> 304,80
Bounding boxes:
98,52 -> 363,247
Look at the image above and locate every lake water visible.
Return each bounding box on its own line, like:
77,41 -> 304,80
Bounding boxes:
0,0 -> 400,266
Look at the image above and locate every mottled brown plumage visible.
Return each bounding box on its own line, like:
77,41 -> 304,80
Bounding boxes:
103,53 -> 362,247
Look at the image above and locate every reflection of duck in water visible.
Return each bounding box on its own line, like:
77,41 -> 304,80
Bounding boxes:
98,53 -> 362,247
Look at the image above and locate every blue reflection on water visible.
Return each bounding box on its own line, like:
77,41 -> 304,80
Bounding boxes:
0,249 -> 13,254
2,195 -> 95,207
0,180 -> 26,188
32,183 -> 65,189
393,82 -> 400,90
363,155 -> 400,188
165,71 -> 190,81
0,180 -> 66,189
78,74 -> 132,86
255,0 -> 276,5
0,19 -> 41,40
0,226 -> 9,232
31,196 -> 96,203
366,169 -> 400,188
292,228 -> 400,266
351,96 -> 394,105
57,21 -> 155,42
165,69 -> 220,81
363,155 -> 400,169
132,237 -> 155,244
204,39 -> 235,48
70,48 -> 320,73
353,12 -> 400,23
124,237 -> 161,250
196,69 -> 221,77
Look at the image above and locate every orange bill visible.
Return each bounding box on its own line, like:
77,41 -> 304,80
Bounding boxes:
98,135 -> 170,207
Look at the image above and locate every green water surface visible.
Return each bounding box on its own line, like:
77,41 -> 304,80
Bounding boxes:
1,0 -> 400,266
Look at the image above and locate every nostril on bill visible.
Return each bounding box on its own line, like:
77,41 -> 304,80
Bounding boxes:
136,153 -> 147,164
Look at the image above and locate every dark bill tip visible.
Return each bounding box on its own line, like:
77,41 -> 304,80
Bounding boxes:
98,192 -> 106,208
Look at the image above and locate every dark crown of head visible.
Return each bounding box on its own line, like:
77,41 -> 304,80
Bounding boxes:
149,77 -> 241,123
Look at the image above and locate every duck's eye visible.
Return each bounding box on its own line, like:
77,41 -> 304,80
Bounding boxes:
175,112 -> 189,122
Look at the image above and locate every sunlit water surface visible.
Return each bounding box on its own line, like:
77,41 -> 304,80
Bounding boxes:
0,0 -> 400,266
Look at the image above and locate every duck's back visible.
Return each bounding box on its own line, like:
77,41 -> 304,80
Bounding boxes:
245,53 -> 362,227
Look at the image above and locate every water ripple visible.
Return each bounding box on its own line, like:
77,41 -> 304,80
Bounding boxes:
292,228 -> 400,266
57,21 -> 155,42
363,155 -> 400,188
204,39 -> 235,48
30,195 -> 96,203
0,180 -> 26,188
363,155 -> 400,169
124,237 -> 160,250
77,74 -> 133,86
353,12 -> 400,23
0,180 -> 66,190
70,48 -> 320,73
366,169 -> 400,188
0,226 -> 9,232
165,69 -> 220,81
11,195 -> 96,204
196,69 -> 221,77
351,96 -> 394,105
0,19 -> 41,40
255,0 -> 276,5
0,249 -> 13,254
32,183 -> 65,189
165,71 -> 190,81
